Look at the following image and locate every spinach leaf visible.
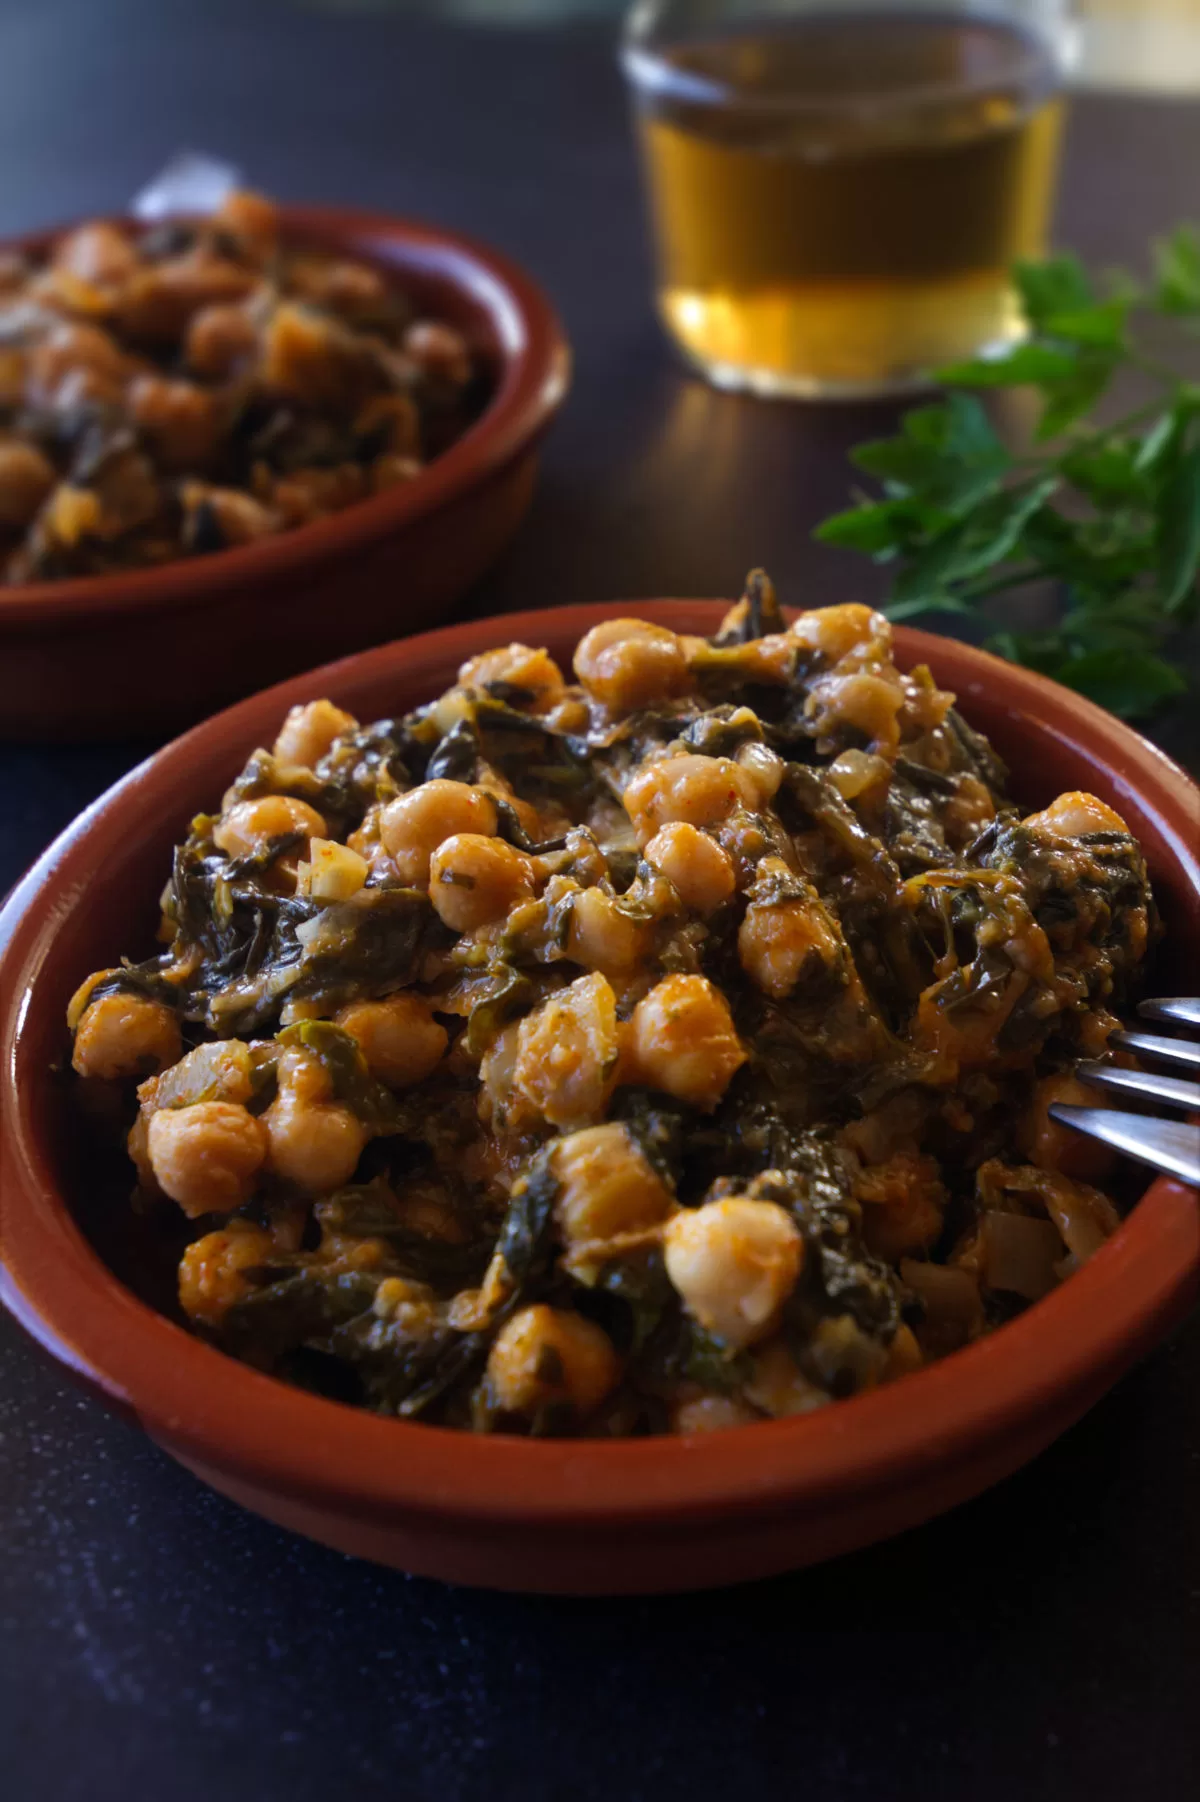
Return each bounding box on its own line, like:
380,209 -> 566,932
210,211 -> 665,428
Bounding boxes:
495,1153 -> 560,1294
277,1019 -> 415,1132
283,887 -> 434,1016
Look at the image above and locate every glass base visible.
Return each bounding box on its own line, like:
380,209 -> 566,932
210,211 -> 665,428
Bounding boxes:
677,346 -> 946,402
657,279 -> 1027,403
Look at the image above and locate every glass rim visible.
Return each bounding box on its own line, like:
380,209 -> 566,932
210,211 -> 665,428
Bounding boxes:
620,11 -> 1081,117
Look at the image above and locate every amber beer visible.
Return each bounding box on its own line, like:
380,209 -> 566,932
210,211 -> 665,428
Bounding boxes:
627,12 -> 1066,395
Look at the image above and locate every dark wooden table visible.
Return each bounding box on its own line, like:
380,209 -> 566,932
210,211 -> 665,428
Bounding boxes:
3,5 -> 1199,1799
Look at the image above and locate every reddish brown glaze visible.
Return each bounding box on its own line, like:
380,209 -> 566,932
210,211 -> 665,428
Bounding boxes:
2,605 -> 1198,1593
0,209 -> 570,741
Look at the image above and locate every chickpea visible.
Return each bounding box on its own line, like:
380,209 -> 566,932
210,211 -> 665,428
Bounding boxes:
457,642 -> 566,714
672,1395 -> 760,1433
735,740 -> 785,806
550,1121 -> 674,1244
856,1152 -> 947,1261
546,695 -> 590,734
27,320 -> 127,401
185,302 -> 258,378
47,365 -> 125,418
791,602 -> 891,668
178,1223 -> 276,1326
128,374 -> 222,471
805,670 -> 905,754
91,445 -> 160,536
371,1275 -> 440,1339
313,260 -> 388,316
1024,791 -> 1131,840
643,822 -> 735,915
478,775 -> 546,842
270,463 -> 368,526
0,441 -> 56,528
0,345 -> 24,409
262,1050 -> 366,1194
565,885 -> 649,977
213,794 -> 326,859
39,482 -> 102,547
183,483 -> 279,547
403,319 -> 473,387
117,255 -> 257,342
355,391 -> 421,458
513,971 -> 620,1129
336,993 -> 448,1088
212,189 -> 278,262
486,1304 -> 620,1421
744,1340 -> 829,1417
148,1101 -> 269,1218
429,834 -> 536,933
1019,1072 -> 1116,1183
663,1197 -> 803,1349
629,974 -> 746,1112
737,860 -> 843,999
573,618 -> 693,711
66,967 -> 121,1032
927,776 -> 989,852
379,780 -> 499,886
623,753 -> 756,847
273,698 -> 358,769
52,222 -> 138,287
72,992 -> 182,1080
260,303 -> 359,407
372,452 -> 422,492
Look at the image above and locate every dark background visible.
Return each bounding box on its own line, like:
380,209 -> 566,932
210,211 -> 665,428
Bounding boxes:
3,4 -> 1199,1798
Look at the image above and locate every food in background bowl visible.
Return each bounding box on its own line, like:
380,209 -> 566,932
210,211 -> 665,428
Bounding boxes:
0,190 -> 484,582
67,575 -> 1155,1438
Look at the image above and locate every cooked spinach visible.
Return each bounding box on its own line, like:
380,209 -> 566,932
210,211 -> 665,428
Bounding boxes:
78,573 -> 1151,1437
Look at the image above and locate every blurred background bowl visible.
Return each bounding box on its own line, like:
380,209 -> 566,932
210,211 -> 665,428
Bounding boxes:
0,206 -> 570,743
2,602 -> 1198,1593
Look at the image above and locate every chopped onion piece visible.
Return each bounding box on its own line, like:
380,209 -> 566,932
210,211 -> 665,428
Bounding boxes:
900,1259 -> 984,1332
980,1211 -> 1063,1300
1040,1180 -> 1120,1263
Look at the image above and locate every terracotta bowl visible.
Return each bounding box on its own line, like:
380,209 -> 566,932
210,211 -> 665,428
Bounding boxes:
0,207 -> 570,742
3,603 -> 1199,1595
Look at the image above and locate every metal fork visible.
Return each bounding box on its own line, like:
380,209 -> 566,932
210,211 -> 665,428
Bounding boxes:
1050,998 -> 1200,1188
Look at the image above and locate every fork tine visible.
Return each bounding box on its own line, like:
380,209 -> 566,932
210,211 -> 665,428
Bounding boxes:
1076,1059 -> 1200,1112
1138,997 -> 1200,1030
1110,1030 -> 1200,1071
1049,1105 -> 1200,1187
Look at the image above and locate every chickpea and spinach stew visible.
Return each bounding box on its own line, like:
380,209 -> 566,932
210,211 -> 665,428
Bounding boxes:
69,579 -> 1155,1436
0,190 -> 482,583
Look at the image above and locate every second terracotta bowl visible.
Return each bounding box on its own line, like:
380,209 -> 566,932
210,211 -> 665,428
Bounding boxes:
0,207 -> 570,741
2,603 -> 1199,1593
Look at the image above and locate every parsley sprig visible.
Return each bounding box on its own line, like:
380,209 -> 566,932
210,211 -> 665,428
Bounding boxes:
815,228 -> 1200,718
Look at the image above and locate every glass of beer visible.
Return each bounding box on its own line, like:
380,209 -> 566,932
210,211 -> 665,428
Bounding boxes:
622,0 -> 1078,398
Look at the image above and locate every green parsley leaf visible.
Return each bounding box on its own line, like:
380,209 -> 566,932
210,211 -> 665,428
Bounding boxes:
851,392 -> 1011,512
1053,648 -> 1187,717
939,342 -> 1080,388
1042,297 -> 1130,349
1155,442 -> 1200,616
1154,225 -> 1200,316
814,496 -> 935,558
1013,254 -> 1094,327
815,228 -> 1200,720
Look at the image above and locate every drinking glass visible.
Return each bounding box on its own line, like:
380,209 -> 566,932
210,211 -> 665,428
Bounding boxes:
622,0 -> 1079,398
